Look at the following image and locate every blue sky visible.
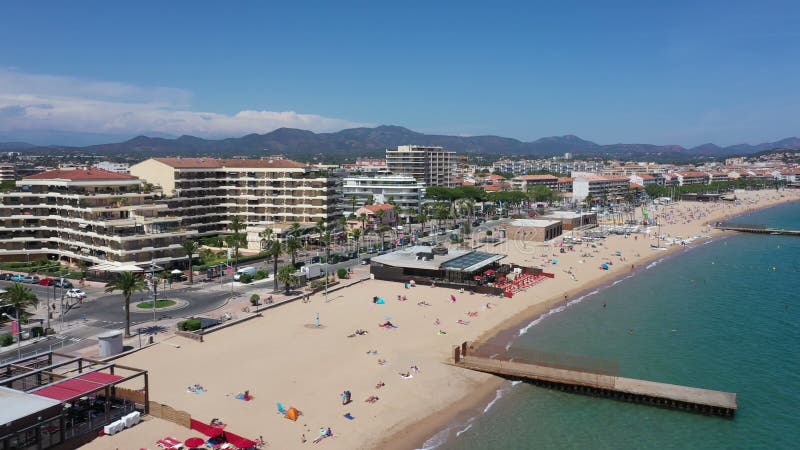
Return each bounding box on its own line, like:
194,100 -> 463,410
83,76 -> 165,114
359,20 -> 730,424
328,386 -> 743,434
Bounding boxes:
1,0 -> 798,146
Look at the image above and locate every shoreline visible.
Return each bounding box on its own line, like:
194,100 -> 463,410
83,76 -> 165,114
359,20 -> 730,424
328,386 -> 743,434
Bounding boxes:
383,194 -> 800,450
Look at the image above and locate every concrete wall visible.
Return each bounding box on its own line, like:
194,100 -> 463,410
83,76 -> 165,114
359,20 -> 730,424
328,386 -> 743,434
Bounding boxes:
129,159 -> 176,196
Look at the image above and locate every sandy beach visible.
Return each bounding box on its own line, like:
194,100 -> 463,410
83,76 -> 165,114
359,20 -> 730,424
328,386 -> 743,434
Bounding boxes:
93,190 -> 800,450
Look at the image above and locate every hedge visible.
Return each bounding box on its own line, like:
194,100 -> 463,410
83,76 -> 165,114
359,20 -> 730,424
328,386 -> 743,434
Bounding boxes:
0,333 -> 13,347
30,326 -> 45,338
177,318 -> 202,332
337,268 -> 348,279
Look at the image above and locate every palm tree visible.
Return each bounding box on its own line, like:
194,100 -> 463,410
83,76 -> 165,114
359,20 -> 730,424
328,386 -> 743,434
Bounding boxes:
181,240 -> 199,284
258,226 -> 273,249
277,265 -> 298,295
392,204 -> 403,227
351,228 -> 362,255
288,222 -> 301,238
265,239 -> 283,293
104,272 -> 146,337
286,236 -> 301,267
416,212 -> 429,236
1,282 -> 39,321
229,216 -> 244,269
374,209 -> 386,229
377,225 -> 390,249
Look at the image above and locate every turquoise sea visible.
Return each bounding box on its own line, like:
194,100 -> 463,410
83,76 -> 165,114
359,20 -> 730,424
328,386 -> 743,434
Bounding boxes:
425,200 -> 800,450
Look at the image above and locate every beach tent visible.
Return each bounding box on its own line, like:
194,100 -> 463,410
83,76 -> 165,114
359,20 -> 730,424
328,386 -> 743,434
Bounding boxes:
601,263 -> 609,270
376,297 -> 385,304
285,407 -> 301,421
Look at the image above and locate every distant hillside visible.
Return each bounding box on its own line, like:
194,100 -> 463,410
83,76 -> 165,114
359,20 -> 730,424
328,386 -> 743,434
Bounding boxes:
2,125 -> 799,160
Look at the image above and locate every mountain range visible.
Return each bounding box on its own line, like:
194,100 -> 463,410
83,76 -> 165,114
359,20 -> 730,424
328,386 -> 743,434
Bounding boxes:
2,125 -> 799,160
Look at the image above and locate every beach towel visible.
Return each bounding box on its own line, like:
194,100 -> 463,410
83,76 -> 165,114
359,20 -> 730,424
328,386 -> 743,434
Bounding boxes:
344,413 -> 354,420
376,298 -> 385,304
450,295 -> 457,302
277,403 -> 287,414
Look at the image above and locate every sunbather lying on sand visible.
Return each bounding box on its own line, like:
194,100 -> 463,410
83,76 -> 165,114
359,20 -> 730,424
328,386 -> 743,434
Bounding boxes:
365,395 -> 379,403
379,321 -> 396,328
399,372 -> 413,379
457,319 -> 470,325
378,359 -> 388,365
375,381 -> 385,389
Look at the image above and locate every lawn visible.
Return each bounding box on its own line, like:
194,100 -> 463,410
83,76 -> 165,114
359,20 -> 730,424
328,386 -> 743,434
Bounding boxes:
135,299 -> 177,309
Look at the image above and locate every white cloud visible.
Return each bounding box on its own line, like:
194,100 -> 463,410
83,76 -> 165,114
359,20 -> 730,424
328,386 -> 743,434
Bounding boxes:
0,68 -> 369,138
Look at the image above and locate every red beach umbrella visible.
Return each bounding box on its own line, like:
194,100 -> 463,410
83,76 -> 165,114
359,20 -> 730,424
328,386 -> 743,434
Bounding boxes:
185,437 -> 205,448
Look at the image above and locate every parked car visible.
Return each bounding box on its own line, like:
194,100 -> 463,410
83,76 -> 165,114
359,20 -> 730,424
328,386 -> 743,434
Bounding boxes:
360,258 -> 371,265
39,278 -> 54,286
52,279 -> 74,289
0,273 -> 11,280
13,275 -> 38,284
66,289 -> 86,298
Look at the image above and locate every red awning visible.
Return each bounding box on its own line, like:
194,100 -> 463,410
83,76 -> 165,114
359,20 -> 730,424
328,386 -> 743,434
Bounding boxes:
224,431 -> 257,449
33,372 -> 124,401
190,419 -> 225,438
484,269 -> 496,275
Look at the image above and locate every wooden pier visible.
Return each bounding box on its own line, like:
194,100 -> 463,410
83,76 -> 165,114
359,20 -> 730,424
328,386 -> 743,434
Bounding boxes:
452,342 -> 737,417
715,222 -> 800,236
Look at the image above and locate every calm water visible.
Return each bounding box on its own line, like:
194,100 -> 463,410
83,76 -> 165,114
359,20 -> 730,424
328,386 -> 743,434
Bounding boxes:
429,201 -> 800,450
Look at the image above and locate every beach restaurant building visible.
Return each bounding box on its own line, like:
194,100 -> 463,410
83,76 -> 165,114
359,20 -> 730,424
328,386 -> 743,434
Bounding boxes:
540,211 -> 597,230
0,352 -> 149,450
503,219 -> 564,242
370,246 -> 506,286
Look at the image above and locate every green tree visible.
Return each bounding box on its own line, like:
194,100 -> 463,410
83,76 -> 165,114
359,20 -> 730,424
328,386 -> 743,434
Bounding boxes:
527,184 -> 558,203
104,272 -> 146,337
227,216 -> 245,269
181,240 -> 199,284
351,228 -> 362,254
1,282 -> 39,319
374,208 -> 386,228
277,265 -> 299,294
265,239 -> 283,294
286,236 -> 301,267
377,225 -> 391,249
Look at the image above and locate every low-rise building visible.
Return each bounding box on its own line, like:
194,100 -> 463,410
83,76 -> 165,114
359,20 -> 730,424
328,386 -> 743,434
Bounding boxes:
675,172 -> 711,186
0,168 -> 193,266
342,175 -> 425,214
540,211 -> 597,230
629,173 -> 662,186
94,161 -> 131,173
509,174 -> 558,191
503,219 -> 563,241
572,174 -> 630,203
354,204 -> 397,228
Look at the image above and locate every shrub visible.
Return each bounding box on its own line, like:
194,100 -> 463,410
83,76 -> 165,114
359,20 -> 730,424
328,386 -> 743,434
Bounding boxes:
184,319 -> 202,331
250,294 -> 260,306
238,273 -> 252,284
177,321 -> 187,331
30,326 -> 45,338
491,215 -> 500,221
337,268 -> 348,279
254,270 -> 267,280
486,230 -> 493,237
0,333 -> 13,347
310,279 -> 325,290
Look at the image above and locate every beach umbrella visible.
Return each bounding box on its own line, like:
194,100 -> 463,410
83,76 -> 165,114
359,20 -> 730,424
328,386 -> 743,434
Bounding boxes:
171,269 -> 183,275
185,437 -> 205,448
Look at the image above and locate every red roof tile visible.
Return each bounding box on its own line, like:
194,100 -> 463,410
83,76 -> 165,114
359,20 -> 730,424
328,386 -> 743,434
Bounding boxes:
24,168 -> 137,181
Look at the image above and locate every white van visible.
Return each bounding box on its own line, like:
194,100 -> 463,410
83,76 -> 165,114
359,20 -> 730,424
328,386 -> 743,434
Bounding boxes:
233,266 -> 257,281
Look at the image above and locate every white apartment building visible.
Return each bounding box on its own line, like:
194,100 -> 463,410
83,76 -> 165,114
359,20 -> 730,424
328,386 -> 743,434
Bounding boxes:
572,174 -> 630,203
342,175 -> 425,215
629,173 -> 663,187
0,168 -> 193,267
94,161 -> 131,173
385,145 -> 456,187
130,157 -> 341,249
0,164 -> 15,182
509,174 -> 559,191
674,172 -> 710,186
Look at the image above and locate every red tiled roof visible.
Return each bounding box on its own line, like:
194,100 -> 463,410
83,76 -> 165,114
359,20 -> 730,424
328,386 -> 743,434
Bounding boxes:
676,172 -> 710,177
362,204 -> 394,212
516,174 -> 558,180
634,173 -> 655,179
630,183 -> 644,189
557,177 -> 574,182
24,168 -> 137,181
